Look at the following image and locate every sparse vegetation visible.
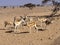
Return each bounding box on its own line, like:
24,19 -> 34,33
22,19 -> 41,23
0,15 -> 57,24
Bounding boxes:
24,3 -> 36,9
36,4 -> 40,7
12,6 -> 15,9
3,6 -> 7,8
42,0 -> 60,16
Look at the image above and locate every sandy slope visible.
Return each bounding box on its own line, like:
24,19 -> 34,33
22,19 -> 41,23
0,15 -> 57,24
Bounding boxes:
0,6 -> 60,45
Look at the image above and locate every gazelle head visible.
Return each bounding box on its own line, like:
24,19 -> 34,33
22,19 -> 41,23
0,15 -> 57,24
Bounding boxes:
20,15 -> 28,21
13,16 -> 27,29
14,16 -> 22,22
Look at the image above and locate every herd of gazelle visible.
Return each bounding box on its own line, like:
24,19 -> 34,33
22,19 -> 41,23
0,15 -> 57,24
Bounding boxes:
4,16 -> 54,33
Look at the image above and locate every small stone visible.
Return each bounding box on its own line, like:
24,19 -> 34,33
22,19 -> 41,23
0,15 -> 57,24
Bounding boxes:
48,37 -> 52,40
40,38 -> 43,40
56,32 -> 58,34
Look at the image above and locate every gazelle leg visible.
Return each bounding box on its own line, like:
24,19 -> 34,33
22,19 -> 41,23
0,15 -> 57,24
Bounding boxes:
44,24 -> 47,30
35,24 -> 38,33
42,23 -> 47,30
36,27 -> 38,33
30,27 -> 31,33
14,25 -> 17,33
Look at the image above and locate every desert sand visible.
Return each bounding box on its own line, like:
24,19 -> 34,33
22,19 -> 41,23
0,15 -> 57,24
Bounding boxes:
0,6 -> 60,45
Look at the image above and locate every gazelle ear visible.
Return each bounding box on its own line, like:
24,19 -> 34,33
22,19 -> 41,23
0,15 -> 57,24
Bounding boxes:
38,18 -> 40,21
20,16 -> 23,19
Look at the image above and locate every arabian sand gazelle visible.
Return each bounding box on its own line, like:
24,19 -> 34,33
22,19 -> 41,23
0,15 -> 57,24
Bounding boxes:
37,17 -> 47,30
25,17 -> 39,33
37,17 -> 55,30
38,17 -> 54,25
13,16 -> 26,32
27,21 -> 39,33
44,18 -> 54,25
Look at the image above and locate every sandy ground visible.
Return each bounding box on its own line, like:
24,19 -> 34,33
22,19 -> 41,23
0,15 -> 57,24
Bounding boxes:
0,6 -> 60,45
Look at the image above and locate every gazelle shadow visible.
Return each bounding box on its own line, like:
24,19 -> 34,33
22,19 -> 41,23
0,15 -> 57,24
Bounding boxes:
5,30 -> 29,34
0,28 -> 6,30
14,32 -> 29,34
5,30 -> 14,33
4,26 -> 29,34
38,29 -> 46,31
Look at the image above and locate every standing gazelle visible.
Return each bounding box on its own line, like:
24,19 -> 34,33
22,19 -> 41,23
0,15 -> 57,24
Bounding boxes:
13,17 -> 25,31
38,17 -> 54,26
27,21 -> 37,33
26,17 -> 39,33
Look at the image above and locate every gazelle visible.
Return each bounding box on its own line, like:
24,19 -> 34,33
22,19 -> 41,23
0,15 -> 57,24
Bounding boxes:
13,16 -> 25,29
38,17 -> 54,25
26,21 -> 38,33
25,17 -> 39,33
